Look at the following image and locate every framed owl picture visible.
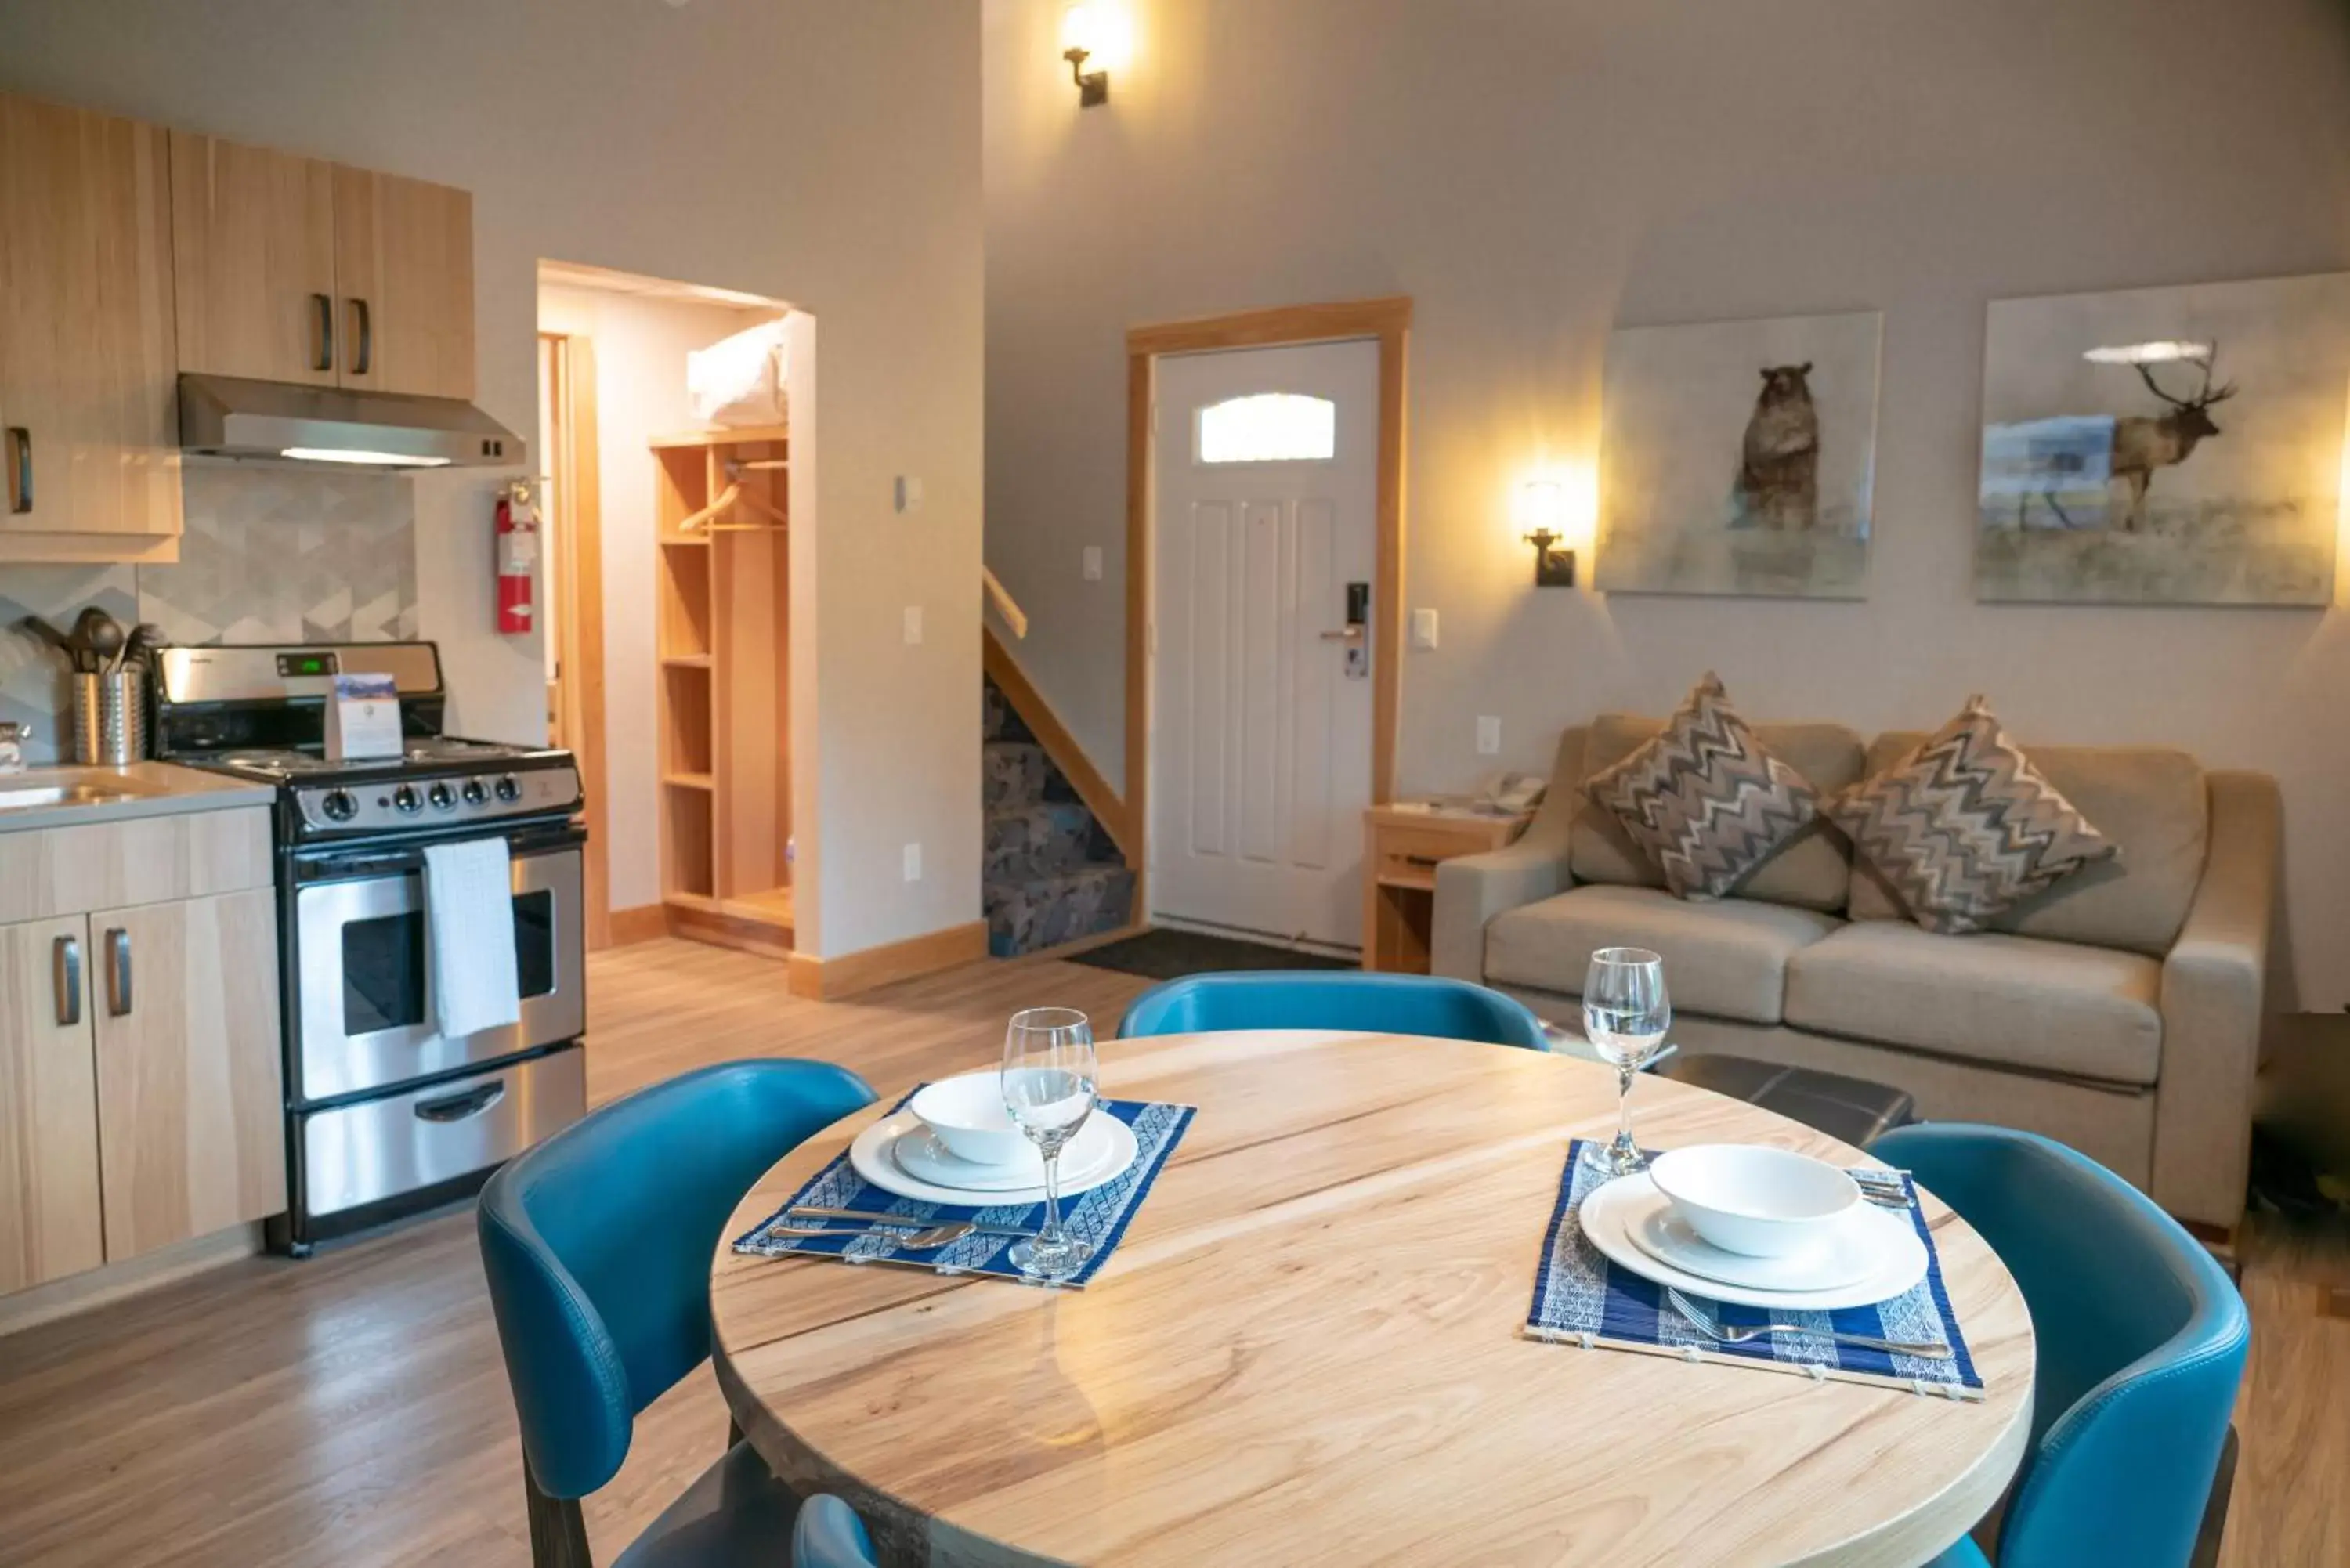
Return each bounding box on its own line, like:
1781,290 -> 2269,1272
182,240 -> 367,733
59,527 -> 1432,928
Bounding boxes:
1596,309 -> 1882,598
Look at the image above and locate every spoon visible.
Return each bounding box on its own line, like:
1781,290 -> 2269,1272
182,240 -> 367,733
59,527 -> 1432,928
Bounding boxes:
69,607 -> 121,676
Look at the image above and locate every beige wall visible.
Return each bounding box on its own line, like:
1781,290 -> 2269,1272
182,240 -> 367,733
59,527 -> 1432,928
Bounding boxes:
982,0 -> 2350,1005
3,0 -> 984,959
537,285 -> 781,915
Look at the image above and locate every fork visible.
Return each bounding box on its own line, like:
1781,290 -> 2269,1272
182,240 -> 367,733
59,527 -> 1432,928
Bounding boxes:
1665,1287 -> 1955,1360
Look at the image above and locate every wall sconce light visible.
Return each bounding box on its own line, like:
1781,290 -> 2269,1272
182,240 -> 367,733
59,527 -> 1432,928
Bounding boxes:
1516,479 -> 1577,587
1061,4 -> 1112,107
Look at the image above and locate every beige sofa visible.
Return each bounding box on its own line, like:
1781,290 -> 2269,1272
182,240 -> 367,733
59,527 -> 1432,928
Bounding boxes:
1431,717 -> 2282,1231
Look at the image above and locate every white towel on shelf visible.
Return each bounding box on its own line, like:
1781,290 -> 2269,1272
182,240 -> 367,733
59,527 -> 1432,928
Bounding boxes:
424,837 -> 522,1039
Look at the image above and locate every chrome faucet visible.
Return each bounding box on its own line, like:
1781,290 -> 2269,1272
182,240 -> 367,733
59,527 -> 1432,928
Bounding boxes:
0,721 -> 27,775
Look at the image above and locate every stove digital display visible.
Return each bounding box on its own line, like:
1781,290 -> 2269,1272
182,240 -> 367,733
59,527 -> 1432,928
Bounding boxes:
276,652 -> 340,677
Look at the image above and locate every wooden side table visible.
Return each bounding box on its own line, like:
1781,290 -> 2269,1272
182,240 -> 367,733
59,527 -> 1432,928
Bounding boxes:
1361,804 -> 1529,972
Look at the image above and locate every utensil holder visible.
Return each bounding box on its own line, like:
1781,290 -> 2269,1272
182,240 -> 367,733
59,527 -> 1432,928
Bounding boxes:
74,670 -> 146,765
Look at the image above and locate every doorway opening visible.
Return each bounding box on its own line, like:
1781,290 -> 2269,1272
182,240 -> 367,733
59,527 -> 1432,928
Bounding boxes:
534,260 -> 805,957
1126,298 -> 1411,956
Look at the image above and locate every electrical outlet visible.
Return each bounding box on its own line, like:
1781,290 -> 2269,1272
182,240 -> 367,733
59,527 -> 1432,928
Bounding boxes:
1477,715 -> 1502,755
903,842 -> 923,882
1410,608 -> 1439,649
902,605 -> 923,645
1083,546 -> 1103,581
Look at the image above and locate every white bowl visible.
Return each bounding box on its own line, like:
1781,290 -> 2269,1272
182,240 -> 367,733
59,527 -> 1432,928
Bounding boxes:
1646,1143 -> 1861,1259
908,1072 -> 1030,1168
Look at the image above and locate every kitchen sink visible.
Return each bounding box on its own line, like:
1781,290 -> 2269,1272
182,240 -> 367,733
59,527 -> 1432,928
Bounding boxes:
0,783 -> 142,810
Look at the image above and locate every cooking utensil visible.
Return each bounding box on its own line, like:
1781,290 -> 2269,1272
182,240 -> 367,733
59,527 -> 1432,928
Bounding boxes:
118,623 -> 166,674
16,615 -> 74,659
1665,1286 -> 1955,1360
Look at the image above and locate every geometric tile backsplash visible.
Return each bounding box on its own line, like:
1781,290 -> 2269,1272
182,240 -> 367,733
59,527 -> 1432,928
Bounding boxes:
1,462 -> 418,763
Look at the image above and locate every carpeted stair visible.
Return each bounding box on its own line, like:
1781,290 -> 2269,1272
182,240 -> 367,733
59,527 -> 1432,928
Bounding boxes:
984,677 -> 1135,957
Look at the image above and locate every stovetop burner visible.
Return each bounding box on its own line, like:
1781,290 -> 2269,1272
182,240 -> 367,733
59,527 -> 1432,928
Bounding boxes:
210,736 -> 542,780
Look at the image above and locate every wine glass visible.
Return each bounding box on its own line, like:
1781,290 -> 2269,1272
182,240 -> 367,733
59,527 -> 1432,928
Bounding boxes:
1000,1006 -> 1099,1280
1581,948 -> 1669,1177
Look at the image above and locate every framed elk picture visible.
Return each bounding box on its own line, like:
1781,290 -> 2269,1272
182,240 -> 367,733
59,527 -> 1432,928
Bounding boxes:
1976,272 -> 2350,605
1596,309 -> 1881,598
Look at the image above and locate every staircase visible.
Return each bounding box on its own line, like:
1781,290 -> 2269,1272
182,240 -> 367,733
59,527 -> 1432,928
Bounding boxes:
983,676 -> 1134,957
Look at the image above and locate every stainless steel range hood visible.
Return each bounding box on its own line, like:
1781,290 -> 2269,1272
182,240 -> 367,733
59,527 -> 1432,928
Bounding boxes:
179,373 -> 522,468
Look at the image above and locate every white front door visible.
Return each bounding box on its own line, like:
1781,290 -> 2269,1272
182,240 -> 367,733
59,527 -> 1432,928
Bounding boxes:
1150,339 -> 1379,949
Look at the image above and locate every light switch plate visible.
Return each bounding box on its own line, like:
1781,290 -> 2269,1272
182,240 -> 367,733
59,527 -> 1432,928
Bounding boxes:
903,605 -> 924,645
1477,715 -> 1502,755
1410,608 -> 1439,649
902,843 -> 922,882
895,475 -> 924,513
1083,546 -> 1103,581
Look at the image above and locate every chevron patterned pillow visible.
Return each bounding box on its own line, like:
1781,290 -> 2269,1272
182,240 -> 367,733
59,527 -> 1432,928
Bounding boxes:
1827,696 -> 2117,934
1582,673 -> 1822,900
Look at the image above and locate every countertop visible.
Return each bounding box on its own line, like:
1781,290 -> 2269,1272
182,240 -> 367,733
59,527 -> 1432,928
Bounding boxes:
0,761 -> 275,833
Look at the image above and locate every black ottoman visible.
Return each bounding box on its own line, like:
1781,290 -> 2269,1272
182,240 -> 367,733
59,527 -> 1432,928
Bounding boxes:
1654,1053 -> 1916,1151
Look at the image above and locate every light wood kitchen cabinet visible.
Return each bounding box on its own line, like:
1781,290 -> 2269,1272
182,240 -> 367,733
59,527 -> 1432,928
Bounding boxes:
332,164 -> 476,400
0,915 -> 106,1294
167,130 -> 338,388
172,131 -> 475,399
91,887 -> 286,1262
0,93 -> 183,564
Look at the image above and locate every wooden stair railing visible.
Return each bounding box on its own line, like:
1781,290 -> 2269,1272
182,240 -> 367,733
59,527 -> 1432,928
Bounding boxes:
982,565 -> 1029,640
982,626 -> 1136,869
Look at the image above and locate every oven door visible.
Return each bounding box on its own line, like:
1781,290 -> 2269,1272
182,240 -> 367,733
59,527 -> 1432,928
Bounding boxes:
292,823 -> 585,1103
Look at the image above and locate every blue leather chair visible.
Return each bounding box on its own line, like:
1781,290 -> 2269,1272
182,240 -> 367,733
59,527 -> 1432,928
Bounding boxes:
1869,1125 -> 2250,1568
1117,970 -> 1547,1050
479,1059 -> 877,1567
790,1496 -> 877,1568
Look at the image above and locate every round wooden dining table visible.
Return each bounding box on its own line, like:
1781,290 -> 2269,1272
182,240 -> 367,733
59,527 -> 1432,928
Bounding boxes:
710,1031 -> 2035,1567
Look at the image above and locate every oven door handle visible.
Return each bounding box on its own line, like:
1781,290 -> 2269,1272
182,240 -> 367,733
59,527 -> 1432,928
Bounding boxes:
412,1080 -> 508,1122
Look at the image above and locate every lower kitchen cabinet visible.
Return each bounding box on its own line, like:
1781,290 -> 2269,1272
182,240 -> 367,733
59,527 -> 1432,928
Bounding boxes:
92,888 -> 286,1260
0,915 -> 106,1293
0,875 -> 284,1295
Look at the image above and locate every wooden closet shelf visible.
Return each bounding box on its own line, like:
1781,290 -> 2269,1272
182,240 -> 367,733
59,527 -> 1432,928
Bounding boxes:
723,887 -> 795,930
660,654 -> 713,670
649,424 -> 791,450
663,772 -> 715,791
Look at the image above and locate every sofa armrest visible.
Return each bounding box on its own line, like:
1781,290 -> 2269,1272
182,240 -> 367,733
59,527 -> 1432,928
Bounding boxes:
1431,817 -> 1571,982
2153,770 -> 2280,1231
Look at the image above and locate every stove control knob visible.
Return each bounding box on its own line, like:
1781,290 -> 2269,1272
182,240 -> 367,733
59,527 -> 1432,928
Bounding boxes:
461,778 -> 489,806
427,781 -> 457,811
392,784 -> 423,815
494,774 -> 522,804
320,789 -> 359,822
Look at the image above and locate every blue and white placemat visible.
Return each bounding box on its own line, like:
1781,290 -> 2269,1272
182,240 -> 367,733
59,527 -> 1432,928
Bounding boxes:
1524,1140 -> 1983,1399
732,1089 -> 1195,1290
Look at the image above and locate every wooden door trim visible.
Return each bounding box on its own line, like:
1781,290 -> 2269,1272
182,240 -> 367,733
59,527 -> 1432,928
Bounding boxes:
1123,296 -> 1412,924
542,331 -> 611,950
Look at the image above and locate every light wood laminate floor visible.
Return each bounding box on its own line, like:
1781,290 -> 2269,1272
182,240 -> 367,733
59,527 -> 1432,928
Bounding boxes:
0,938 -> 2340,1566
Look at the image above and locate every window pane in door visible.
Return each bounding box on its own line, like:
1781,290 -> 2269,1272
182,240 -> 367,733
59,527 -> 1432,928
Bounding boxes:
1196,393 -> 1336,464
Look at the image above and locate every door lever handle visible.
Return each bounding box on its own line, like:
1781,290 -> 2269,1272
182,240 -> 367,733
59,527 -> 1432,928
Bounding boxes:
1318,627 -> 1365,642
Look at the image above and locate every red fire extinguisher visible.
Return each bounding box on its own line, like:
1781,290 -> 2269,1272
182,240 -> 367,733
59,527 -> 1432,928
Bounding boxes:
496,482 -> 538,635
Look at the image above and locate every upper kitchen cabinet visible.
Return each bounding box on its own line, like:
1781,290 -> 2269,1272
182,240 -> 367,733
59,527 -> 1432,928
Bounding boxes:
171,131 -> 475,400
167,131 -> 338,388
332,165 -> 476,401
0,94 -> 183,564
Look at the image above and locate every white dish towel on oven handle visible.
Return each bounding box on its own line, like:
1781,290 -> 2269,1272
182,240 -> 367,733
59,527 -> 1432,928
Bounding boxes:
424,837 -> 522,1039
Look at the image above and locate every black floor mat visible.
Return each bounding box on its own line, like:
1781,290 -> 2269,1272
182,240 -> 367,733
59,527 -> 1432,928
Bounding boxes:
1068,927 -> 1354,981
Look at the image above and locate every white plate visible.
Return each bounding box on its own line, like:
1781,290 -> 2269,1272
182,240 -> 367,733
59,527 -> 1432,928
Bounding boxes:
1580,1172 -> 1928,1310
892,1115 -> 1119,1192
850,1109 -> 1138,1206
1629,1194 -> 1874,1292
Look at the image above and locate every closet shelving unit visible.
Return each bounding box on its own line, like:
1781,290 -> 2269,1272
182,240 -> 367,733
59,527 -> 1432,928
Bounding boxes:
651,422 -> 793,957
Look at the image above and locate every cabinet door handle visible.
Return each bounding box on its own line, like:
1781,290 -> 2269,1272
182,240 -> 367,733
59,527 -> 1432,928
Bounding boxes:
349,297 -> 373,377
52,934 -> 81,1028
104,927 -> 132,1017
311,293 -> 335,373
5,426 -> 30,514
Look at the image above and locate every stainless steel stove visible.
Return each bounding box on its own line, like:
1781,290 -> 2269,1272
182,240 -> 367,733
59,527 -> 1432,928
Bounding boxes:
155,642 -> 588,1254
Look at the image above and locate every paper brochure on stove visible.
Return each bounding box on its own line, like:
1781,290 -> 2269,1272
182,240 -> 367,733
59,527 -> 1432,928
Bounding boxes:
327,673 -> 403,761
